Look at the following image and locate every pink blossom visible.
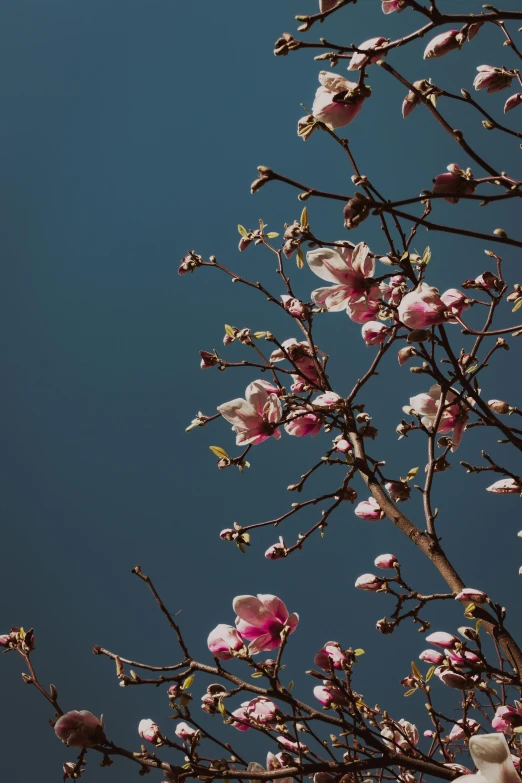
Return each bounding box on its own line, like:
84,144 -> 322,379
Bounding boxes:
474,65 -> 514,94
265,541 -> 286,560
453,733 -> 520,782
374,554 -> 398,570
385,481 -> 410,502
381,719 -> 419,751
284,409 -> 323,437
398,283 -> 448,328
354,497 -> 385,521
409,384 -> 470,450
277,736 -> 309,753
487,478 -> 520,494
505,93 -> 522,113
207,624 -> 244,660
218,381 -> 282,446
435,667 -> 473,690
230,703 -> 252,731
362,321 -> 388,346
380,274 -> 406,305
270,339 -> 322,387
432,164 -> 476,203
281,295 -> 306,319
424,30 -> 462,60
426,631 -> 458,649
175,722 -> 197,740
313,391 -> 341,408
307,241 -> 381,323
334,436 -> 352,453
234,594 -> 299,655
266,753 -> 294,783
455,588 -> 487,604
245,697 -> 281,725
445,649 -> 480,666
138,719 -> 161,744
492,705 -> 522,733
306,71 -> 369,131
354,573 -> 384,591
349,37 -> 388,70
314,641 -> 348,670
220,528 -> 236,541
382,0 -> 406,13
54,711 -> 105,749
448,719 -> 480,741
441,288 -> 469,321
475,272 -> 500,290
419,649 -> 444,665
313,682 -> 350,707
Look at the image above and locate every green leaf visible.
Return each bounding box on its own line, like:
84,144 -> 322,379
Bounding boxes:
513,298 -> 522,313
405,467 -> 419,482
266,232 -> 279,239
182,675 -> 195,690
300,206 -> 309,228
425,666 -> 435,682
411,661 -> 422,679
251,671 -> 264,678
253,331 -> 266,339
287,680 -> 294,691
353,648 -> 365,656
404,688 -> 417,697
238,224 -> 248,237
296,247 -> 304,269
209,446 -> 229,460
422,246 -> 431,264
218,700 -> 227,716
224,324 -> 236,338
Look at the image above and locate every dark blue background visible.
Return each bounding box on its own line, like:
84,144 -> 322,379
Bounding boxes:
2,0 -> 522,779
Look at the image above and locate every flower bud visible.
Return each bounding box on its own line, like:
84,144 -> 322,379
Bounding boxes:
419,649 -> 444,665
455,588 -> 487,604
220,528 -> 236,541
207,624 -> 244,660
55,711 -> 105,749
179,252 -> 202,275
398,346 -> 417,366
138,718 -> 161,744
432,164 -> 476,204
344,193 -> 370,230
265,542 -> 286,560
374,553 -> 398,570
349,37 -> 388,70
281,295 -> 306,319
385,481 -> 410,503
200,350 -> 218,370
505,93 -> 522,113
424,30 -> 463,59
336,486 -> 357,502
475,271 -> 501,290
448,719 -> 480,740
488,399 -> 511,415
434,667 -> 474,690
376,618 -> 395,634
175,722 -> 197,740
313,683 -> 349,707
355,573 -> 383,591
314,641 -> 348,670
354,497 -> 385,521
361,321 -> 388,346
486,478 -> 520,494
474,65 -> 514,94
425,631 -> 459,649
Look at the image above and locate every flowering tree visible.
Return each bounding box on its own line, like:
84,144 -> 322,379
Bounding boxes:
5,1 -> 522,781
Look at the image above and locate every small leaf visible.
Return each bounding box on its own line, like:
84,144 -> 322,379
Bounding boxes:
422,246 -> 431,264
266,232 -> 279,239
476,619 -> 483,633
209,446 -> 229,460
259,219 -> 265,231
242,533 -> 251,544
405,467 -> 419,482
353,648 -> 365,656
224,324 -> 236,338
411,661 -> 422,679
182,675 -> 195,690
251,671 -> 264,678
425,666 -> 435,682
512,298 -> 522,313
238,225 -> 248,237
253,331 -> 266,339
296,247 -> 304,269
287,680 -> 294,691
300,206 -> 309,228
404,688 -> 417,697
218,700 -> 227,716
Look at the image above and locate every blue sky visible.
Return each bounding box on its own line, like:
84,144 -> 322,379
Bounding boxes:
1,1 -> 522,779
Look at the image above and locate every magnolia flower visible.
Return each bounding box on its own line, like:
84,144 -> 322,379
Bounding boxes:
435,667 -> 475,690
245,697 -> 280,725
432,164 -> 476,203
398,283 -> 448,328
487,478 -> 521,494
455,588 -> 487,604
267,752 -> 294,783
270,339 -> 322,387
307,242 -> 380,323
284,409 -> 323,437
492,704 -> 522,733
277,736 -> 308,753
381,719 -> 419,752
313,391 -> 341,408
448,719 -> 480,741
474,65 -> 514,93
382,0 -> 406,13
314,641 -> 348,670
453,733 -> 520,782
374,554 -> 398,570
281,295 -> 306,319
441,288 -> 469,321
362,321 -> 388,345
207,624 -> 244,660
138,719 -> 161,744
313,682 -> 350,707
424,30 -> 462,59
354,497 -> 385,521
230,702 -> 252,731
349,37 -> 388,70
218,381 -> 282,445
385,481 -> 410,502
426,631 -> 458,648
505,93 -> 522,113
419,649 -> 445,665
354,573 -> 384,591
54,711 -> 105,748
175,722 -> 197,740
234,594 -> 299,655
409,384 -> 470,450
300,72 -> 369,135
